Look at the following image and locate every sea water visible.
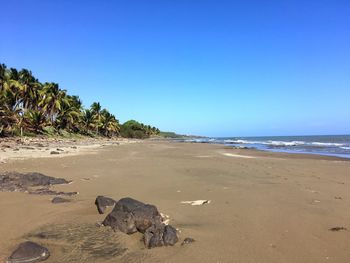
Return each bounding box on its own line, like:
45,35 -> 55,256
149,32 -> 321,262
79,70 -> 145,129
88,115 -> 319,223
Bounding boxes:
181,135 -> 350,159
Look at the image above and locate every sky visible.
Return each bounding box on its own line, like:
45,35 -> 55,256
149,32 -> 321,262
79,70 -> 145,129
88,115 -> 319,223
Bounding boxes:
1,0 -> 349,137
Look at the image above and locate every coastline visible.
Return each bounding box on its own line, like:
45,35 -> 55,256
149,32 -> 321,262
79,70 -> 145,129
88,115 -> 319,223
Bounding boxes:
1,140 -> 350,262
176,135 -> 350,159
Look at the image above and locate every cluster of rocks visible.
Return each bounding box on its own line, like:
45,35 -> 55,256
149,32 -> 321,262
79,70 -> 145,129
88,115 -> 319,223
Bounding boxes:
98,197 -> 179,248
6,196 -> 195,262
4,172 -> 193,261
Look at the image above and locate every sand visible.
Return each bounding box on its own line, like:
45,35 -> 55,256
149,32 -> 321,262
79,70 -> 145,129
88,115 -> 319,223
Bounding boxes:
1,140 -> 350,262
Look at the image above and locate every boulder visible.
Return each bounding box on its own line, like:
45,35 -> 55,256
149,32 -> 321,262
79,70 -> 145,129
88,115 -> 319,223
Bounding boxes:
103,197 -> 178,248
103,198 -> 162,233
116,198 -> 163,233
6,241 -> 50,263
95,196 -> 116,214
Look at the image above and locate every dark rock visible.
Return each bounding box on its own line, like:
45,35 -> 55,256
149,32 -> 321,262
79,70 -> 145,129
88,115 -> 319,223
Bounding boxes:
116,198 -> 162,233
163,225 -> 178,246
103,209 -> 137,234
0,172 -> 70,193
144,224 -> 178,248
30,188 -> 78,196
50,151 -> 59,155
56,148 -> 64,151
95,196 -> 116,214
181,237 -> 195,245
329,226 -> 347,231
144,224 -> 165,248
103,197 -> 178,248
52,197 -> 71,203
7,241 -> 50,263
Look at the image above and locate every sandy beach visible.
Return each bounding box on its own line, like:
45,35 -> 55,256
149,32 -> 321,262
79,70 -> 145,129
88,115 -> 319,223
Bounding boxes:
1,140 -> 350,263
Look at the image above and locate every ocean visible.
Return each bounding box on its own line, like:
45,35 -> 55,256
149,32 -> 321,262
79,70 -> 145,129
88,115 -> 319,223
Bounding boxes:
180,135 -> 350,159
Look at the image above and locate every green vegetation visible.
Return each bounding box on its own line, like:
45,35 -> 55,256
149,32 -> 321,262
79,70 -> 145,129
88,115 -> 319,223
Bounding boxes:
0,63 -> 160,138
120,120 -> 160,139
158,131 -> 185,138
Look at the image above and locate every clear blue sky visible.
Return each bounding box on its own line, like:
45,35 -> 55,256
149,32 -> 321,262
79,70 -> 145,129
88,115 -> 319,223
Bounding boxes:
1,0 -> 349,137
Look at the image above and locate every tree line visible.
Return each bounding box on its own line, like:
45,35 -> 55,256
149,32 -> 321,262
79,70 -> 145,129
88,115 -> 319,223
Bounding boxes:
0,63 -> 160,138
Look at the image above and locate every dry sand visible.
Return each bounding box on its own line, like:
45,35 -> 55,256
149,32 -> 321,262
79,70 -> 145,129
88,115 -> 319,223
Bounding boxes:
1,140 -> 350,262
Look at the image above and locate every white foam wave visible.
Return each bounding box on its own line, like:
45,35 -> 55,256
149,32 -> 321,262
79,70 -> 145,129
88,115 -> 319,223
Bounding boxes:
311,142 -> 344,147
340,147 -> 350,150
265,140 -> 305,146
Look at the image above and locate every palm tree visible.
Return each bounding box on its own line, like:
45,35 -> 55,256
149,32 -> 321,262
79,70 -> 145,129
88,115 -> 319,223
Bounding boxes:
91,102 -> 102,135
81,109 -> 95,134
100,109 -> 120,137
18,69 -> 40,110
56,104 -> 81,132
0,63 -> 161,138
23,110 -> 47,133
39,82 -> 69,124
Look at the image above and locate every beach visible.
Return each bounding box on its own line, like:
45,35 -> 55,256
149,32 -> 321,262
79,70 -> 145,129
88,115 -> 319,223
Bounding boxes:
1,140 -> 350,263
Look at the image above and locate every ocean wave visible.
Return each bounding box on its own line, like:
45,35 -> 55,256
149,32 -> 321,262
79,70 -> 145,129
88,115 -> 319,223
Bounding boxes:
188,138 -> 349,150
265,140 -> 305,146
226,140 -> 305,146
311,142 -> 344,147
225,139 -> 263,144
340,146 -> 350,150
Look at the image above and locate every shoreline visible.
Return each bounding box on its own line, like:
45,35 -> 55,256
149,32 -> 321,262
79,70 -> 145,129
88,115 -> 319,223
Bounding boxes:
2,136 -> 349,164
175,135 -> 350,159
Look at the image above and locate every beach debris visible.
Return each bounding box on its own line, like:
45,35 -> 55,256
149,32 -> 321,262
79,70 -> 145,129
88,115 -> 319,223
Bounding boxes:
181,237 -> 195,246
50,151 -> 60,155
51,197 -> 71,204
181,200 -> 211,206
313,199 -> 321,203
160,213 -> 170,225
6,241 -> 50,263
95,195 -> 116,214
103,197 -> 178,248
329,226 -> 347,232
0,172 -> 70,193
334,196 -> 343,200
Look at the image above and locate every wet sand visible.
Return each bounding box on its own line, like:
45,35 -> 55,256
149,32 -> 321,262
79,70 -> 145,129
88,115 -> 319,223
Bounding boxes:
1,140 -> 350,262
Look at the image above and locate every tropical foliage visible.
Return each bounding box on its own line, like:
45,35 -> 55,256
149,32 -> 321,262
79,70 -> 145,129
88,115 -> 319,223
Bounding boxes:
0,63 -> 160,138
120,120 -> 160,139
